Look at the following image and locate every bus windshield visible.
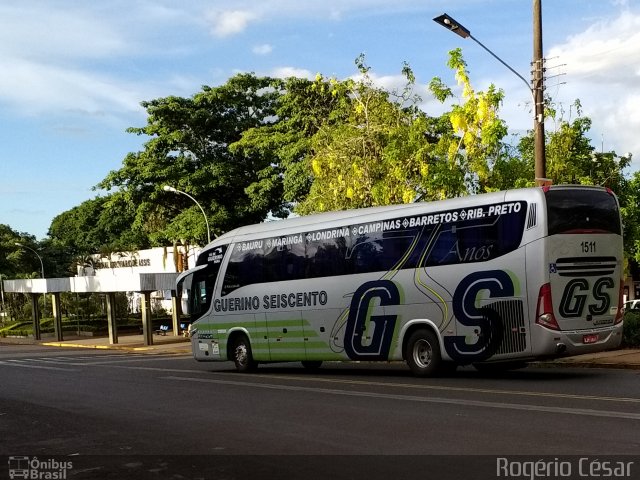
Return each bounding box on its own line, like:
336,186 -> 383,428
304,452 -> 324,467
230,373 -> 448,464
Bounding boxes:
545,188 -> 621,235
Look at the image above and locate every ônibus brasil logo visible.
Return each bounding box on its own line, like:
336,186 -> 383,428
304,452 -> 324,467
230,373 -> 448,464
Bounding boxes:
8,456 -> 73,480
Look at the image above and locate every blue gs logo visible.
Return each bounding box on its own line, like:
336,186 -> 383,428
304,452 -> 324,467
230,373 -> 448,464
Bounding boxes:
344,280 -> 400,360
445,270 -> 514,364
559,277 -> 614,318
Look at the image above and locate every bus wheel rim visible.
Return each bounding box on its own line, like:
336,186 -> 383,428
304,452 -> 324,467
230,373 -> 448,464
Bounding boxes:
236,345 -> 247,365
413,339 -> 432,368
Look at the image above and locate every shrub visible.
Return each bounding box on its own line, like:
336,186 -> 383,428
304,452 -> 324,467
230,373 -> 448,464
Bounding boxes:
622,311 -> 640,347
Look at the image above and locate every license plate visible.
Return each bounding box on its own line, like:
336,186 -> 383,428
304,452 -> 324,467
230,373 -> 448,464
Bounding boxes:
583,334 -> 599,344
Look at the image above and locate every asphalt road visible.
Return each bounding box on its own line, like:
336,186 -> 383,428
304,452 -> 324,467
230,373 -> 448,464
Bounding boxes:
1,345 -> 639,479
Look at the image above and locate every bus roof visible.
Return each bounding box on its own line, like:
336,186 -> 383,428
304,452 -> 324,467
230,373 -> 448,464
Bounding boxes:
204,185 -> 611,249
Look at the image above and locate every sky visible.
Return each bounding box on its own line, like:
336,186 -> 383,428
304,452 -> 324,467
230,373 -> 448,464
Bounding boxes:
1,0 -> 639,240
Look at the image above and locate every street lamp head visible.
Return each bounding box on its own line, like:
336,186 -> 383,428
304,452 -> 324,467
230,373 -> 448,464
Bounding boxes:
434,6 -> 546,182
161,185 -> 212,244
433,13 -> 471,39
14,242 -> 23,247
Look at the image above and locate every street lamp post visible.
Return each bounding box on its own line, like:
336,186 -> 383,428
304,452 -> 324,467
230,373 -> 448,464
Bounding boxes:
433,7 -> 547,184
15,242 -> 44,279
15,242 -> 46,322
163,185 -> 212,244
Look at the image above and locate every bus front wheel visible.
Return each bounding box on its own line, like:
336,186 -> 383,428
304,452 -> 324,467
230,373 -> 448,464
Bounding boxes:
405,329 -> 442,377
231,335 -> 257,373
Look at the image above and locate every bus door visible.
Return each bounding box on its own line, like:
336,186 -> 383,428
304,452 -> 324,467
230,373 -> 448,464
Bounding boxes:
181,245 -> 228,360
261,241 -> 308,361
261,309 -> 307,361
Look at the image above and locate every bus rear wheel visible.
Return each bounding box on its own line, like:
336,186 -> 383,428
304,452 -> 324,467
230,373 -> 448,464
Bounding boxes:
405,329 -> 442,377
231,335 -> 257,373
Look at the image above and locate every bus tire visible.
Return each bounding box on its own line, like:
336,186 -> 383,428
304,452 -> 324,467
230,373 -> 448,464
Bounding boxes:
301,360 -> 323,370
231,335 -> 257,373
405,329 -> 442,377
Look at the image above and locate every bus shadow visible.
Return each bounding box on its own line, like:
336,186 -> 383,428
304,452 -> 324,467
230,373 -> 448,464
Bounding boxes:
208,361 -> 604,382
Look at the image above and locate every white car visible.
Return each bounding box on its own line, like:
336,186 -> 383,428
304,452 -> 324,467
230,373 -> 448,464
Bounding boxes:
623,299 -> 640,312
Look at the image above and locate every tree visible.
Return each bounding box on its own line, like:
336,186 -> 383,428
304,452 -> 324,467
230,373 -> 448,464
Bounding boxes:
429,48 -> 514,193
515,98 -> 634,255
98,73 -> 282,244
616,168 -> 639,260
0,225 -> 54,321
518,99 -> 629,189
293,56 -> 466,214
230,74 -> 350,213
47,194 -> 149,277
0,224 -> 43,279
48,195 -> 148,259
45,53 -> 636,262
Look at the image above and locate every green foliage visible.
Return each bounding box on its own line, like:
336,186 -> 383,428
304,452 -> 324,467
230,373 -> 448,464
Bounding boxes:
0,226 -> 70,285
294,56 -> 468,214
0,321 -> 32,338
7,47 -> 629,277
517,99 -> 630,191
0,224 -> 42,279
230,74 -> 349,212
430,48 -> 512,193
522,100 -> 629,188
98,73 -> 283,245
616,169 -> 640,260
48,195 -> 148,260
516,98 -> 634,256
622,312 -> 640,347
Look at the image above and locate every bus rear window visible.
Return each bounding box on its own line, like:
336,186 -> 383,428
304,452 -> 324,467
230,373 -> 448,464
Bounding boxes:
545,189 -> 621,235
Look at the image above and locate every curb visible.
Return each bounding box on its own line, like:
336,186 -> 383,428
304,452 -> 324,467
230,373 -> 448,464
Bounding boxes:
532,360 -> 640,370
1,338 -> 191,354
40,342 -> 155,352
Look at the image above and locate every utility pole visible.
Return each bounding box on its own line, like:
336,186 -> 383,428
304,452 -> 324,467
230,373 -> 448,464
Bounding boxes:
533,0 -> 547,184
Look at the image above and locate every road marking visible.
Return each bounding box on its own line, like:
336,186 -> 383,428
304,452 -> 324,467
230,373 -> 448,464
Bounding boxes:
250,372 -> 640,405
79,355 -> 189,365
78,363 -> 640,406
0,354 -> 178,368
96,364 -> 198,373
0,360 -> 76,371
163,375 -> 640,421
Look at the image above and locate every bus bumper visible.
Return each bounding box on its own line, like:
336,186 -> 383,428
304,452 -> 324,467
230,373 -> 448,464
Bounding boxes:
534,322 -> 624,358
192,337 -> 223,361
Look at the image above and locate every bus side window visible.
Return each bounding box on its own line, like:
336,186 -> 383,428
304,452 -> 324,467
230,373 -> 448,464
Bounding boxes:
426,229 -> 458,266
222,246 -> 264,296
261,242 -> 306,283
306,236 -> 351,279
419,204 -> 527,267
283,242 -> 306,280
351,231 -> 415,274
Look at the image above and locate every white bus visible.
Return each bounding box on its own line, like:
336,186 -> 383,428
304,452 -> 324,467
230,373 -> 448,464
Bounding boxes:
177,185 -> 624,376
